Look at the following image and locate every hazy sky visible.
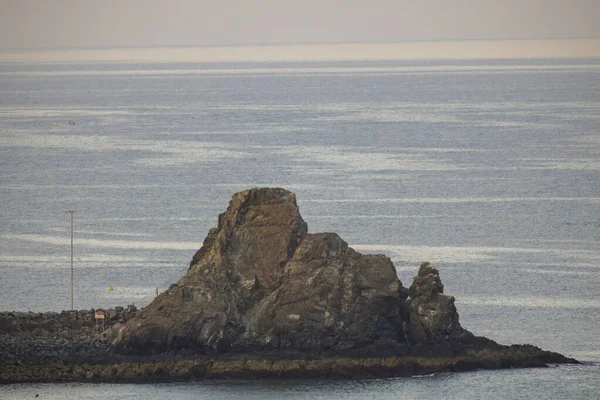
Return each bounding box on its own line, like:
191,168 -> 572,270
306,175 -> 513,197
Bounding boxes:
1,0 -> 599,50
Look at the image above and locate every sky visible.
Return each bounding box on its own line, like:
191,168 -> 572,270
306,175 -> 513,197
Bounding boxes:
1,0 -> 599,50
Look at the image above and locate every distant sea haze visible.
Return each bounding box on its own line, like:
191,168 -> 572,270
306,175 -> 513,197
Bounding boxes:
1,39 -> 600,63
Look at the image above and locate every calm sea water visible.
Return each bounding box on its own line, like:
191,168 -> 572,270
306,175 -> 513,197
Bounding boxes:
0,54 -> 599,398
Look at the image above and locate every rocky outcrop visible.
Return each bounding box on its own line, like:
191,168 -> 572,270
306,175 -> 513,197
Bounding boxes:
107,187 -> 510,359
407,262 -> 470,344
0,187 -> 579,383
112,188 -> 412,355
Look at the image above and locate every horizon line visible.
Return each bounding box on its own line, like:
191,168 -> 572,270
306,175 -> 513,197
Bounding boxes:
2,36 -> 600,53
2,39 -> 599,64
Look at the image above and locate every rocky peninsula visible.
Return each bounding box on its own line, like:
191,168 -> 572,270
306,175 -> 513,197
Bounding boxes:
0,188 -> 577,383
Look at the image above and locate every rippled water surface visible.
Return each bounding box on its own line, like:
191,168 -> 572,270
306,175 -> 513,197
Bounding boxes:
3,365 -> 600,400
0,55 -> 599,398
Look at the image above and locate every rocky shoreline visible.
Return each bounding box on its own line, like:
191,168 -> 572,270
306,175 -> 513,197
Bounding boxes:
1,347 -> 575,384
0,311 -> 577,384
0,188 -> 579,383
0,307 -> 577,383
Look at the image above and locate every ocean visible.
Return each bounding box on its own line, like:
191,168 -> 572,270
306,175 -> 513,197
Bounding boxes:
0,45 -> 599,398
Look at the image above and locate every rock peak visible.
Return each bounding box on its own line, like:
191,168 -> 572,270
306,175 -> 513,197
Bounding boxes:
228,187 -> 299,208
408,262 -> 444,299
407,262 -> 465,344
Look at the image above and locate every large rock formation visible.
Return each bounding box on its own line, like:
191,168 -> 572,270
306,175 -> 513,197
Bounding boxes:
0,187 -> 579,383
112,188 -> 467,356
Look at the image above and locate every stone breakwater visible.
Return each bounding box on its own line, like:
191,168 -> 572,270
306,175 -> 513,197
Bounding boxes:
0,306 -> 138,365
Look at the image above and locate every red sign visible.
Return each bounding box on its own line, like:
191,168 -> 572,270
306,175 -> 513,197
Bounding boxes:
95,311 -> 105,320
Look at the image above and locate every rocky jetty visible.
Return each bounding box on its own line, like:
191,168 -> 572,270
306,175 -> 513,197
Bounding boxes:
0,188 -> 577,383
0,307 -> 138,365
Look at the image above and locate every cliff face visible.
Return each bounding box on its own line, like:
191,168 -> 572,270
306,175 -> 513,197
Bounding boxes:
112,188 -> 463,355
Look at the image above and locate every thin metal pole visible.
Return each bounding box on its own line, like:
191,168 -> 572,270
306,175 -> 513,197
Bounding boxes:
70,211 -> 73,310
65,210 -> 74,310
